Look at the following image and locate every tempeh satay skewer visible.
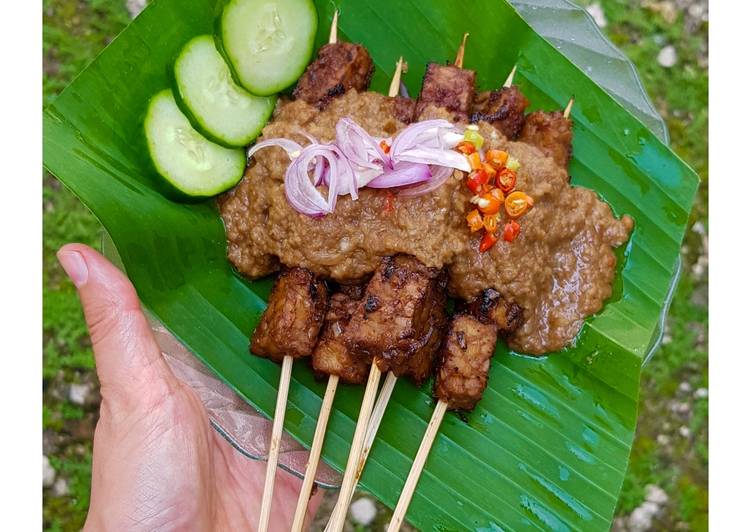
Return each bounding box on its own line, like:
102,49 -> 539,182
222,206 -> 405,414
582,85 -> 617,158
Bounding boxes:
327,61 -> 417,532
252,269 -> 328,532
291,51 -> 407,532
331,36 -> 477,529
386,291 -> 514,531
289,18 -> 345,532
328,255 -> 448,532
324,55 -> 409,531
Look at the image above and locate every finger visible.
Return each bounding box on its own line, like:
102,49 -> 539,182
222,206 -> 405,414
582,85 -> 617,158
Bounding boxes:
57,243 -> 177,410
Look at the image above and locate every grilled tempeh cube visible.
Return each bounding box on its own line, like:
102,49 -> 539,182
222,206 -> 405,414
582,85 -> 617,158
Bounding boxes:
462,288 -> 524,337
293,42 -> 375,110
434,314 -> 498,411
393,276 -> 448,386
415,63 -> 476,122
250,268 -> 328,364
519,110 -> 573,169
392,95 -> 416,125
346,255 -> 446,378
471,86 -> 530,140
312,291 -> 370,385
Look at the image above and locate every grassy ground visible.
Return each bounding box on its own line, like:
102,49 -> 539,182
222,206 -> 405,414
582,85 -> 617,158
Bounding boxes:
42,1 -> 707,530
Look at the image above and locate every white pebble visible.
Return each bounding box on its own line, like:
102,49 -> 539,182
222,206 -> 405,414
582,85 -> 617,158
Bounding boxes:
678,382 -> 691,393
586,3 -> 608,28
694,387 -> 708,399
43,455 -> 56,488
657,434 -> 670,446
68,383 -> 91,406
645,484 -> 669,505
350,497 -> 377,526
628,501 -> 660,532
657,45 -> 678,68
125,0 -> 147,18
52,478 -> 70,497
679,426 -> 691,438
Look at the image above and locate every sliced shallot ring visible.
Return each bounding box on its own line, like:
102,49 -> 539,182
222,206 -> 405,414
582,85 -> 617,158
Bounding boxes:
247,138 -> 303,161
367,162 -> 431,189
398,166 -> 454,197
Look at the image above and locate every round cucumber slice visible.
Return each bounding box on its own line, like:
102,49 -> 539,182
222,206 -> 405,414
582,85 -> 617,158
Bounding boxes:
144,90 -> 246,199
219,0 -> 317,96
174,35 -> 276,147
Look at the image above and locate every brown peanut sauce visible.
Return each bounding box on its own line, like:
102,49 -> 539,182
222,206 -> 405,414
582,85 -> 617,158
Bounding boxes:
218,90 -> 633,355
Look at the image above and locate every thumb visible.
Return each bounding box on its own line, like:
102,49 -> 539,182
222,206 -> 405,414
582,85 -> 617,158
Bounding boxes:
57,243 -> 177,411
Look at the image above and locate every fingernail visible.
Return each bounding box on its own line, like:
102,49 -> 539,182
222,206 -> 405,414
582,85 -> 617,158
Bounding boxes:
57,250 -> 89,288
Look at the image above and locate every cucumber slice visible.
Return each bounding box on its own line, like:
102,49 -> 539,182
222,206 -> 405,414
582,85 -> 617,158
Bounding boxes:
144,90 -> 246,199
219,0 -> 317,95
174,35 -> 276,147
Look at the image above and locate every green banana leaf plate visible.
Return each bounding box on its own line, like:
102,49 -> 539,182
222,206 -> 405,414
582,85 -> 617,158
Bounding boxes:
42,0 -> 699,529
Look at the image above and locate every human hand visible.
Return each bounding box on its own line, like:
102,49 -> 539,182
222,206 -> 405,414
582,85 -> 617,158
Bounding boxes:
57,244 -> 322,531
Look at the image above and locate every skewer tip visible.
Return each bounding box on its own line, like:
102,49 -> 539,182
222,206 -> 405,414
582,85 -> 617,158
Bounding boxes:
503,65 -> 518,88
454,32 -> 469,68
563,97 -> 575,119
328,10 -> 339,44
388,56 -> 405,98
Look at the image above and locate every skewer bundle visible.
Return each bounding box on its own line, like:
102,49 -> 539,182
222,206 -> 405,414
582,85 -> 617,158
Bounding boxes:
248,13 -> 578,529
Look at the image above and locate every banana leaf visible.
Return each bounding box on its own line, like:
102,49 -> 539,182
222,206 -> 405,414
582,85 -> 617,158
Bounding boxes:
42,0 -> 699,529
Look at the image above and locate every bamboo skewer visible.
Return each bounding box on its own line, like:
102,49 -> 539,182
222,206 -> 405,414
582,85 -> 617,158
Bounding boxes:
563,97 -> 575,119
388,56 -> 406,98
324,371 -> 398,532
386,86 -> 576,532
386,399 -> 448,532
454,32 -> 469,68
323,58 -> 407,531
257,354 -> 294,532
328,9 -> 339,44
290,374 -> 339,532
289,16 -> 344,530
503,64 -> 517,88
327,363 -> 383,531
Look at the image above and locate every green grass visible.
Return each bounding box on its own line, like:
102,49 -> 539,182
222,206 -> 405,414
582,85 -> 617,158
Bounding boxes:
42,1 -> 708,529
43,2 -> 131,530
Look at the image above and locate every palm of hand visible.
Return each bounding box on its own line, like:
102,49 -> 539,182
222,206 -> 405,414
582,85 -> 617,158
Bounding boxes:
56,244 -> 319,532
86,372 -> 312,532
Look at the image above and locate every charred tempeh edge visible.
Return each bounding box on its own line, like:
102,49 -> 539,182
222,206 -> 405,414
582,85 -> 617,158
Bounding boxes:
471,85 -> 530,140
519,109 -> 574,169
293,42 -> 375,110
250,268 -> 328,363
345,255 -> 447,382
311,290 -> 370,385
462,288 -> 524,337
415,63 -> 476,122
434,313 -> 497,411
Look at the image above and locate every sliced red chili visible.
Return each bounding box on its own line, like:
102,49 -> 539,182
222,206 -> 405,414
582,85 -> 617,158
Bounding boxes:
479,231 -> 499,252
485,149 -> 509,169
456,141 -> 476,155
496,168 -> 517,193
505,191 -> 531,218
502,220 -> 521,242
482,214 -> 499,233
466,169 -> 489,194
466,209 -> 484,232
